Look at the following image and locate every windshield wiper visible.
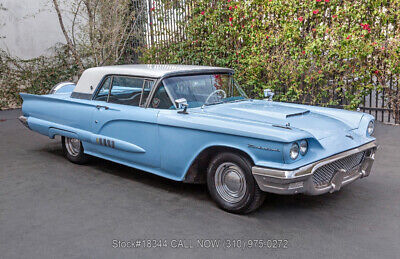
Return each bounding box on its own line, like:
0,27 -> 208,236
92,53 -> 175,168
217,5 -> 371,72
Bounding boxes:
203,101 -> 225,107
225,98 -> 249,104
202,98 -> 248,108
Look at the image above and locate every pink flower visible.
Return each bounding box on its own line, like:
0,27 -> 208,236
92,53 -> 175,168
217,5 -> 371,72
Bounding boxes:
229,17 -> 233,21
381,47 -> 385,50
201,11 -> 205,15
235,5 -> 238,9
298,16 -> 304,22
302,50 -> 306,55
316,0 -> 321,2
325,0 -> 330,2
346,35 -> 351,39
374,70 -> 379,75
229,6 -> 232,10
332,15 -> 337,18
361,23 -> 371,33
318,70 -> 322,74
312,28 -> 316,32
313,9 -> 319,14
151,7 -> 155,11
266,35 -> 269,39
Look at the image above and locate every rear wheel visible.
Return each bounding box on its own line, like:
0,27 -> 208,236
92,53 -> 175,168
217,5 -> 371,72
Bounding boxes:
207,152 -> 265,214
62,137 -> 88,164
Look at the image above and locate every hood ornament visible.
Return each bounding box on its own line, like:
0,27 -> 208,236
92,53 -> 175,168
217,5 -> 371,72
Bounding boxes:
264,89 -> 274,101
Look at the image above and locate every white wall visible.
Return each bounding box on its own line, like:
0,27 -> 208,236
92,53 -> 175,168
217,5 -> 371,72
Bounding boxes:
0,0 -> 66,59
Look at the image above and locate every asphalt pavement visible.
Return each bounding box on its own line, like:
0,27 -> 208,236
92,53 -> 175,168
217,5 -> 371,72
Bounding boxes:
0,109 -> 399,259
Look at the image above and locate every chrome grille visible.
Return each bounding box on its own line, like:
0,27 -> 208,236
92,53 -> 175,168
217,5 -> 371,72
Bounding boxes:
312,152 -> 365,188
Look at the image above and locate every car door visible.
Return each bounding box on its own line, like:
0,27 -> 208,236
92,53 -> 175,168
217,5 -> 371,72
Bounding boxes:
90,75 -> 160,168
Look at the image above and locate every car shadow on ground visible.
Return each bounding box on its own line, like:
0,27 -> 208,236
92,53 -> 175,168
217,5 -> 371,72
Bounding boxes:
36,140 -> 346,216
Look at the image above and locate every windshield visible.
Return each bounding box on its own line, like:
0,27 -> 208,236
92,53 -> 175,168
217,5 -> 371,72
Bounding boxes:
162,74 -> 247,108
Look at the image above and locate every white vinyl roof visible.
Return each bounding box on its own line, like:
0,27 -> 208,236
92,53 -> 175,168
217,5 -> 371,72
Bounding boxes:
73,64 -> 234,94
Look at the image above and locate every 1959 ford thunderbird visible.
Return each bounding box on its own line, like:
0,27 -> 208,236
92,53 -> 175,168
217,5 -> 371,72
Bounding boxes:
19,64 -> 377,214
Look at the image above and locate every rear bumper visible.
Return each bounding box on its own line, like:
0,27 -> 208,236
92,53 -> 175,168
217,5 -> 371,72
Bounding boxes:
252,141 -> 377,195
18,116 -> 30,129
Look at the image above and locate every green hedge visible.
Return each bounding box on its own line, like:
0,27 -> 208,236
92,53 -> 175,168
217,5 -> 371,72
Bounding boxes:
142,0 -> 400,120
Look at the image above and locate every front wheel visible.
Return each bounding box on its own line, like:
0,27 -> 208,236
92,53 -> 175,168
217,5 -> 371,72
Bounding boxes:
207,152 -> 265,214
62,137 -> 88,164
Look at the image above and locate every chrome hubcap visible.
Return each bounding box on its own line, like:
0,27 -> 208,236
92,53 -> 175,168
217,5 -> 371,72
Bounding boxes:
215,162 -> 247,204
65,137 -> 81,157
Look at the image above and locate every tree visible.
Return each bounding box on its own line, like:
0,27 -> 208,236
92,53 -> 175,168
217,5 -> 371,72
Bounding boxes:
51,0 -> 148,71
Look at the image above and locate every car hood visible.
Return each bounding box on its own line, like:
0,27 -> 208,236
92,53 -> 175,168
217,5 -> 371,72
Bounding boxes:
199,100 -> 363,140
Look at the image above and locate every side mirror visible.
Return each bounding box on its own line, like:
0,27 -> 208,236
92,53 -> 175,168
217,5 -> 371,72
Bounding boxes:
264,89 -> 274,101
175,98 -> 189,114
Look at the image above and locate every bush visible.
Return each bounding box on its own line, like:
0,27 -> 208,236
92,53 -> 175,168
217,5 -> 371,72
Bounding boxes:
142,0 -> 400,122
0,45 -> 79,109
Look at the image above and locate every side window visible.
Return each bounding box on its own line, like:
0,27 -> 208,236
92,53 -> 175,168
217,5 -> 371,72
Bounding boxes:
140,80 -> 155,107
108,76 -> 145,106
151,84 -> 174,109
93,77 -> 112,101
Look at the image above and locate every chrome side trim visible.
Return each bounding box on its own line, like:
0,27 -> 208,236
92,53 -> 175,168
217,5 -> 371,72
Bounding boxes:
49,82 -> 75,94
252,141 -> 377,195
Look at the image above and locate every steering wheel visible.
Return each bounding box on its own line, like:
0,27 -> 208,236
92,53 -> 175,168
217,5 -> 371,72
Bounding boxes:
204,89 -> 227,105
109,92 -> 141,101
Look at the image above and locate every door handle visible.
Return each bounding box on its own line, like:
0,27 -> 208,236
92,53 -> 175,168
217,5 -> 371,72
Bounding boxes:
96,105 -> 109,110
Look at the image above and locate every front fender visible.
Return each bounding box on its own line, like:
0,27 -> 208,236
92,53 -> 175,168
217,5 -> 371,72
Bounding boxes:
157,123 -> 286,180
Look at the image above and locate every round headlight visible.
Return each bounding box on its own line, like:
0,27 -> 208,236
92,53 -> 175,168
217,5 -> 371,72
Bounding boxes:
290,142 -> 299,160
299,140 -> 308,155
367,120 -> 375,136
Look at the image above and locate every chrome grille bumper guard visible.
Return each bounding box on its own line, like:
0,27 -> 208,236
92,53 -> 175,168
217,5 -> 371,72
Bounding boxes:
18,116 -> 30,129
252,141 -> 377,195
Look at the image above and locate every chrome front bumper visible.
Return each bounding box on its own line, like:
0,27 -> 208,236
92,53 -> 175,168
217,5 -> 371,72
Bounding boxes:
252,141 -> 377,195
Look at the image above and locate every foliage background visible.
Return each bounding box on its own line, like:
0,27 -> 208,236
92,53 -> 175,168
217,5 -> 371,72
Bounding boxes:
0,46 -> 79,109
142,0 -> 400,122
0,0 -> 146,109
1,0 -> 399,123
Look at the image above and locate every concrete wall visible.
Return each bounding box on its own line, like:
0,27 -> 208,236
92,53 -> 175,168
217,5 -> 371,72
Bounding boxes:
0,0 -> 66,59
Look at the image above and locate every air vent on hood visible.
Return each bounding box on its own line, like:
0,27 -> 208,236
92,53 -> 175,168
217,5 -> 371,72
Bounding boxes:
272,124 -> 292,130
286,110 -> 310,118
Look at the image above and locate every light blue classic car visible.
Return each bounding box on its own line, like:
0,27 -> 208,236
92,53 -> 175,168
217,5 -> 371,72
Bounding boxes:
19,65 -> 377,214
